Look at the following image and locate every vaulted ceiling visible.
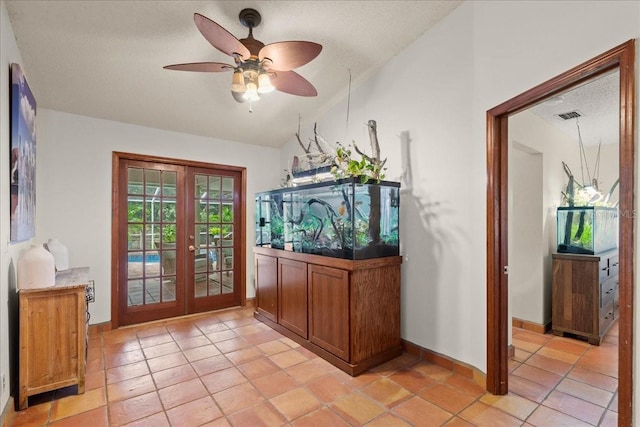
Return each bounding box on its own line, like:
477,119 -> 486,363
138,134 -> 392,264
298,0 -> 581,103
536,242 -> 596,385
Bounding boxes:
5,1 -> 462,148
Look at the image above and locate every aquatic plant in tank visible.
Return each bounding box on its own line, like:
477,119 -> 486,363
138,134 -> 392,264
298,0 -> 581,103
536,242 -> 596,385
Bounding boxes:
256,179 -> 399,259
557,206 -> 617,255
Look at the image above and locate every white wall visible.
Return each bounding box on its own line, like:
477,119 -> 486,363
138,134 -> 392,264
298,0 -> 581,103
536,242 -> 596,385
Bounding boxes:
509,144 -> 544,324
35,110 -> 281,325
284,2 -> 481,369
280,2 -> 639,401
0,1 -> 34,412
508,110 -> 585,325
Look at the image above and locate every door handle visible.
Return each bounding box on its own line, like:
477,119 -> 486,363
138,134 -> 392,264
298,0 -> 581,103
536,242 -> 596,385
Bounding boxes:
188,245 -> 196,252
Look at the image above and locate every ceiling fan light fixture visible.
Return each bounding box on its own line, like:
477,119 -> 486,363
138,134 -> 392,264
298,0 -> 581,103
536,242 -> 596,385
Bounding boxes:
164,8 -> 321,109
243,81 -> 260,101
257,72 -> 274,93
231,69 -> 246,93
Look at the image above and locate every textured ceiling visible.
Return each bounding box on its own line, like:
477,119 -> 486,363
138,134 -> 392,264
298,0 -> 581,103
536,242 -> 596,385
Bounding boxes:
5,0 -> 462,148
530,69 -> 619,147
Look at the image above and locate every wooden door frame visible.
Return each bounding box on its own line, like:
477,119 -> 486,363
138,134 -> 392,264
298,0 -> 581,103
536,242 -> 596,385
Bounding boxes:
486,40 -> 635,426
111,151 -> 247,328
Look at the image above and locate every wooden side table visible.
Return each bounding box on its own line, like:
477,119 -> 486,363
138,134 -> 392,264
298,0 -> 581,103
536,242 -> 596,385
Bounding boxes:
18,267 -> 89,410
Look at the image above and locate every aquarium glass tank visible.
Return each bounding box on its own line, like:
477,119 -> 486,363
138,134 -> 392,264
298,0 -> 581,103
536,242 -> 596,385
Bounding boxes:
255,178 -> 400,259
557,206 -> 618,254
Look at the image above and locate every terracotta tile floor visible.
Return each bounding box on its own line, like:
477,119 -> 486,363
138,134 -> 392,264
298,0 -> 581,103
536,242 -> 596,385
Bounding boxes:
10,307 -> 618,426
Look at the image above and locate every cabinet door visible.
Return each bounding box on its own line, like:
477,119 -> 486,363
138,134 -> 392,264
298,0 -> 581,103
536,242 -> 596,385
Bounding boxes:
308,264 -> 349,361
255,254 -> 278,322
19,287 -> 86,410
552,257 -> 599,335
278,258 -> 308,338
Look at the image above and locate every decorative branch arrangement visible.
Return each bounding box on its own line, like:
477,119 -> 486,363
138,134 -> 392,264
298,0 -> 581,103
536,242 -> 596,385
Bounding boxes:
286,119 -> 388,188
296,123 -> 326,156
331,120 -> 387,183
285,121 -> 333,185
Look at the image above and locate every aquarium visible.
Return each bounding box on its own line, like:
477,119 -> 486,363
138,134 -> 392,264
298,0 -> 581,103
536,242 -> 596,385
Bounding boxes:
557,206 -> 618,255
255,178 -> 400,259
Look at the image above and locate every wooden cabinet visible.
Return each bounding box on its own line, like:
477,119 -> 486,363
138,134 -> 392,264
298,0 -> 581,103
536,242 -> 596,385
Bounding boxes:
254,247 -> 402,375
279,258 -> 308,339
255,254 -> 278,322
19,283 -> 87,410
308,264 -> 349,360
552,251 -> 618,345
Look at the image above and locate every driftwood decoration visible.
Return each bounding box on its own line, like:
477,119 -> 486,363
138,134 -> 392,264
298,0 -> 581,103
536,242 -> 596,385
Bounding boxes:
351,120 -> 388,245
292,122 -> 332,182
295,132 -> 312,154
363,121 -> 384,244
352,120 -> 387,181
295,123 -> 326,155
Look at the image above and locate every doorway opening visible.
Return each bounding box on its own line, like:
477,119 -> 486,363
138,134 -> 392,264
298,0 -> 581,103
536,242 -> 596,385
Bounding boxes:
486,40 -> 635,425
111,152 -> 247,327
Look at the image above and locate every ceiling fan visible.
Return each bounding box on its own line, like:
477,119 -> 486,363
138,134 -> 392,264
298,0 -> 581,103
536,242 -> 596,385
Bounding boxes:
164,8 -> 322,106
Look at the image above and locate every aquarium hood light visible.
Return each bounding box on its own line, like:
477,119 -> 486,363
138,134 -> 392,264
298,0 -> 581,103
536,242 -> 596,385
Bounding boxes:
290,171 -> 333,186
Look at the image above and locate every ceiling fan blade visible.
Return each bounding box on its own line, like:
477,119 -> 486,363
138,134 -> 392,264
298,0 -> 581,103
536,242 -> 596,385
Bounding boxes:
163,62 -> 234,72
271,70 -> 317,97
259,41 -> 322,71
194,13 -> 250,59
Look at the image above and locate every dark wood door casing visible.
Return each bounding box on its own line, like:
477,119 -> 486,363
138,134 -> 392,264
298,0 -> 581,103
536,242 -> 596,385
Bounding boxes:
111,152 -> 247,328
486,40 -> 634,426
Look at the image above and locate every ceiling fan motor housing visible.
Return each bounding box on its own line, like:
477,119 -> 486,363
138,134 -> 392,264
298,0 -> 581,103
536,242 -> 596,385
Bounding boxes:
239,9 -> 261,29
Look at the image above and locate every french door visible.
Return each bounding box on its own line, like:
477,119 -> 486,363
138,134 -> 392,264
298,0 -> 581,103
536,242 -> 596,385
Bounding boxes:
112,153 -> 245,327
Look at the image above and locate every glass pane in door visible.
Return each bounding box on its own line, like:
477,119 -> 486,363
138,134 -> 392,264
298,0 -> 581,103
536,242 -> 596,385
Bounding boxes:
192,173 -> 235,298
126,168 -> 177,306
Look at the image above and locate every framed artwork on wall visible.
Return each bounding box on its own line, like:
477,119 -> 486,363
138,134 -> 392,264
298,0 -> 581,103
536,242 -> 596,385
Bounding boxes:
10,63 -> 36,242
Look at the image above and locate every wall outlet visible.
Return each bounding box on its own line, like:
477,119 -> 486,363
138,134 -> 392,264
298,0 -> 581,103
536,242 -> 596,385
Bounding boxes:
2,372 -> 5,392
87,280 -> 96,303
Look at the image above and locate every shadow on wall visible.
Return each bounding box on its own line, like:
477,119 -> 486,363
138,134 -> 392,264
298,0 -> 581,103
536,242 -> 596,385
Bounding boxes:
7,260 -> 19,408
398,131 -> 467,350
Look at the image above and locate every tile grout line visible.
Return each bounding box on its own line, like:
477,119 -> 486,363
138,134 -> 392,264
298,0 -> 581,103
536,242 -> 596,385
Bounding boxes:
19,312 -> 616,427
515,328 -> 617,426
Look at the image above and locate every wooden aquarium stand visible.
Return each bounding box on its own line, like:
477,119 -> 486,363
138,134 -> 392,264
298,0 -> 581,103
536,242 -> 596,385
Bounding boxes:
254,247 -> 402,375
552,251 -> 618,345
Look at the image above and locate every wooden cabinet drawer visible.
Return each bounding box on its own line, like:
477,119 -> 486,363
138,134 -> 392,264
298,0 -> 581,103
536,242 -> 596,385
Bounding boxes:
598,256 -> 610,282
599,276 -> 617,308
598,252 -> 619,282
609,254 -> 619,278
599,300 -> 615,334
